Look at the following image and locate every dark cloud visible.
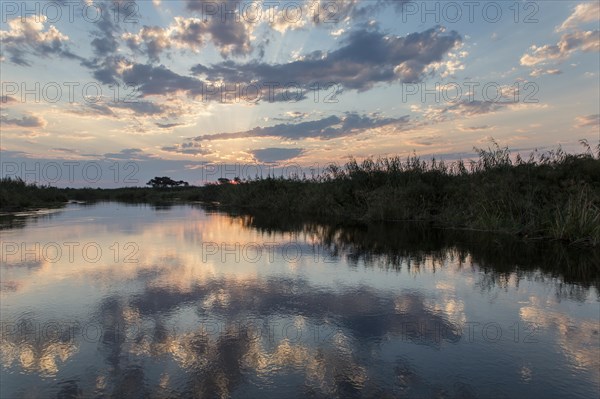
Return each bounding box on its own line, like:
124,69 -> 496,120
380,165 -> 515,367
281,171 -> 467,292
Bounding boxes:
460,125 -> 492,131
52,148 -> 79,154
192,16 -> 252,57
80,55 -> 123,85
250,148 -> 304,163
113,62 -> 309,102
69,103 -> 117,117
79,1 -> 140,85
126,4 -> 253,61
121,64 -> 204,97
0,114 -> 47,128
103,148 -> 153,160
69,98 -> 190,121
73,100 -> 167,117
161,142 -> 211,156
111,101 -> 166,115
89,0 -> 138,57
156,122 -> 184,129
191,112 -> 410,141
84,27 -> 460,104
192,27 -> 461,90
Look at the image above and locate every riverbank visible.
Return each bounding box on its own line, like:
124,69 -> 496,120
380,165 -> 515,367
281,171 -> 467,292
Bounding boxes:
2,144 -> 599,245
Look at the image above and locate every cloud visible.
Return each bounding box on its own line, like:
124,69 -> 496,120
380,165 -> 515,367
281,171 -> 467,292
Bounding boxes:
443,100 -> 507,117
415,97 -> 537,125
51,148 -> 80,154
96,61 -> 306,103
103,148 -> 156,161
69,103 -> 117,117
0,113 -> 47,128
81,1 -> 140,84
56,133 -> 96,141
272,111 -> 310,121
161,142 -> 211,156
123,26 -> 171,62
558,3 -> 600,32
529,68 -> 563,77
574,114 -> 599,128
521,30 -> 599,67
73,101 -> 174,120
266,0 -> 357,33
90,27 -> 460,104
458,125 -> 493,132
264,0 -> 411,33
0,95 -> 18,104
0,17 -> 79,66
88,0 -> 136,57
110,101 -> 166,116
120,64 -> 204,97
65,96 -> 199,137
250,148 -> 304,163
191,112 -> 410,141
192,27 -> 462,91
156,122 -> 184,129
124,14 -> 254,61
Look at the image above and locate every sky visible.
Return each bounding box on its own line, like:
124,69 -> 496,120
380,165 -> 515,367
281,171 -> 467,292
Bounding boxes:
1,0 -> 599,187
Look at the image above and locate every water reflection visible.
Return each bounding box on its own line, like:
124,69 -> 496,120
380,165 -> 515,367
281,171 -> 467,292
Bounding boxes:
221,208 -> 600,294
1,203 -> 598,398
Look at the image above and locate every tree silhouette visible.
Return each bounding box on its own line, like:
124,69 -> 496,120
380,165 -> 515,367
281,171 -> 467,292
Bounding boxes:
146,177 -> 189,188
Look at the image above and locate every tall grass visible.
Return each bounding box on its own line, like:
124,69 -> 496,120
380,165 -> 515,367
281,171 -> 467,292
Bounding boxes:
549,187 -> 600,246
0,177 -> 68,211
196,142 -> 600,245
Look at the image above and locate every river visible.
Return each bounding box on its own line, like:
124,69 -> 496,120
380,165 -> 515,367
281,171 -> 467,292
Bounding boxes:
1,202 -> 598,398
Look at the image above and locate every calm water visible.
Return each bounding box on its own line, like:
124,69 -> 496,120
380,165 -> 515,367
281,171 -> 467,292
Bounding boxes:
1,202 -> 598,399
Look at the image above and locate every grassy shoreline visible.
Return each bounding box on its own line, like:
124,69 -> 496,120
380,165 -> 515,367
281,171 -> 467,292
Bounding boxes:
2,144 -> 599,245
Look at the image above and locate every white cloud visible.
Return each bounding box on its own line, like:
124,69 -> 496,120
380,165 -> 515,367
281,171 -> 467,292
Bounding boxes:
0,17 -> 72,65
574,114 -> 599,128
529,68 -> 562,77
520,30 -> 599,67
557,3 -> 600,32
